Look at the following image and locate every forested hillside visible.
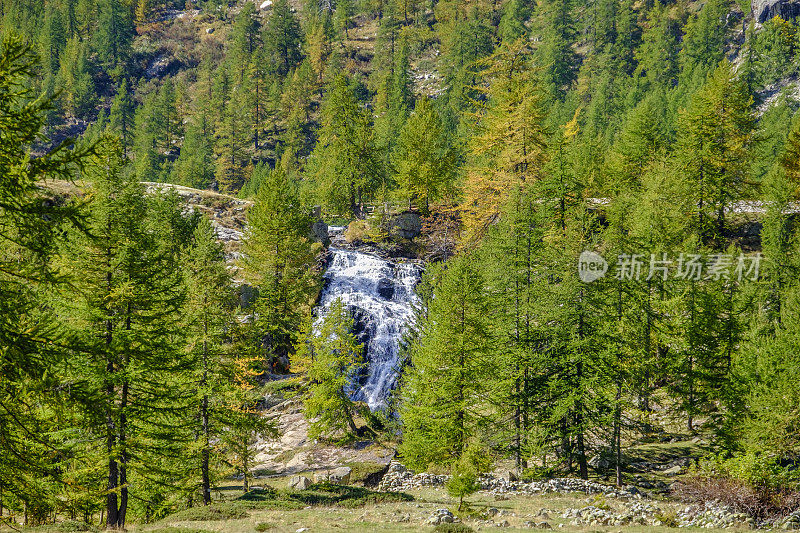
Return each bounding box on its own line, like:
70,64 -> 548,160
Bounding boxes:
5,0 -> 800,529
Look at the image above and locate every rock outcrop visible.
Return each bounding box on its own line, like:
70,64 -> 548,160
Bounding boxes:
753,0 -> 800,23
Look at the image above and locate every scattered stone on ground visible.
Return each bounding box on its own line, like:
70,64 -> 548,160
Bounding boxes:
378,460 -> 644,500
676,502 -> 756,529
778,508 -> 800,530
560,501 -> 662,527
426,508 -> 457,525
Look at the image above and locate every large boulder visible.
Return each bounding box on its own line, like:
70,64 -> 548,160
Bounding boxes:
309,206 -> 330,245
288,475 -> 312,490
377,278 -> 394,300
314,466 -> 352,485
753,0 -> 800,22
310,220 -> 330,245
389,212 -> 422,239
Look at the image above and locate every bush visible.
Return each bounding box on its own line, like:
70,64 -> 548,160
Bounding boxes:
446,445 -> 492,511
673,453 -> 800,520
344,220 -> 370,243
433,524 -> 475,533
254,522 -> 276,531
32,522 -> 99,532
165,503 -> 250,522
654,509 -> 680,528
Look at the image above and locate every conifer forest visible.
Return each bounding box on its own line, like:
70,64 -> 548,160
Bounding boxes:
4,0 -> 800,530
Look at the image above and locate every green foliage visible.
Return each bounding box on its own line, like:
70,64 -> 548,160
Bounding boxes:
165,503 -> 250,521
241,167 -> 321,372
697,453 -> 800,491
393,97 -> 457,213
433,524 -> 476,533
307,74 -> 386,217
446,445 -> 492,511
0,33 -> 94,522
8,0 -> 800,526
263,0 -> 303,78
399,256 -> 496,471
298,299 -> 364,439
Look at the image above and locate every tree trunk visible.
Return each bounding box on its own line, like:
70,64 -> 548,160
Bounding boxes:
202,335 -> 211,505
614,383 -> 623,487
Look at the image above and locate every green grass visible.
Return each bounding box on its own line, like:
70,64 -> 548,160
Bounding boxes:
26,522 -> 99,532
433,524 -> 475,533
146,526 -> 211,533
160,483 -> 414,524
342,461 -> 388,484
165,503 -> 250,522
232,483 -> 413,510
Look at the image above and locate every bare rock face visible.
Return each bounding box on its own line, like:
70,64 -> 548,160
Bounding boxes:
389,212 -> 422,239
753,0 -> 800,23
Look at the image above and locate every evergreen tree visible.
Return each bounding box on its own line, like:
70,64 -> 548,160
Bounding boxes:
263,0 -> 303,78
533,0 -> 579,101
634,1 -> 680,91
399,256 -> 495,471
499,0 -> 530,43
307,75 -> 385,217
57,36 -> 95,120
110,78 -> 135,151
94,0 -> 134,73
57,140 -> 190,528
392,97 -> 458,212
172,117 -> 215,189
240,168 -> 321,372
462,40 -> 548,245
675,60 -> 755,250
183,217 -> 268,504
0,34 -> 93,522
298,299 -> 364,438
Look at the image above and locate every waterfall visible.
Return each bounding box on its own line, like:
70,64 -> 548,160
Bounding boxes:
316,247 -> 422,410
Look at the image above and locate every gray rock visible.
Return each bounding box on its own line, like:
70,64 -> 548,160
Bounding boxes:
427,509 -> 455,525
289,475 -> 312,490
310,220 -> 330,245
389,212 -> 422,239
377,278 -> 394,299
663,465 -> 683,476
314,466 -> 351,485
753,0 -> 800,22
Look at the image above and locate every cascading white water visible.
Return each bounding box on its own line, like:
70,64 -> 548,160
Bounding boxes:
316,247 -> 422,410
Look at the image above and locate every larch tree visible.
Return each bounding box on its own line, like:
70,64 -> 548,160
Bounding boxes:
462,39 -> 548,246
297,299 -> 364,439
57,140 -> 192,528
399,257 -> 496,471
392,97 -> 458,213
0,34 -> 94,522
240,167 -> 321,373
307,74 -> 385,217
